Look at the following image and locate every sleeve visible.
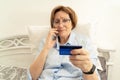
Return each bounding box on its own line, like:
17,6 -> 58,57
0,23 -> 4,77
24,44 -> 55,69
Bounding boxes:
27,68 -> 32,80
27,38 -> 45,80
85,37 -> 102,80
85,37 -> 103,70
35,38 -> 46,58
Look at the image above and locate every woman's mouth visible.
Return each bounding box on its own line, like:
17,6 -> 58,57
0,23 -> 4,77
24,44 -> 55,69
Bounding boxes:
57,30 -> 64,32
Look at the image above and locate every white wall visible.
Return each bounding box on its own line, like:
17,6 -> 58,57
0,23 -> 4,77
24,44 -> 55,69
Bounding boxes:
0,0 -> 120,80
104,4 -> 120,80
0,0 -> 105,38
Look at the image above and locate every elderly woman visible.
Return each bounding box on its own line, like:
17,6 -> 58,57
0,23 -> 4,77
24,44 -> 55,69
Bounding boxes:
28,5 -> 101,80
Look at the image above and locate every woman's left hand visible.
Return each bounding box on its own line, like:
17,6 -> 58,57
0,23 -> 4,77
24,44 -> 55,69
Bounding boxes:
69,48 -> 93,72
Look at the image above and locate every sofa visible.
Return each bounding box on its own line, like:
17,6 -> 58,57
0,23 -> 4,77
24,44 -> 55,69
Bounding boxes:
0,24 -> 113,80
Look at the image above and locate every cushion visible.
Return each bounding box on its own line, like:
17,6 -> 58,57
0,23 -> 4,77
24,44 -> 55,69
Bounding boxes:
27,23 -> 92,54
0,35 -> 31,56
27,25 -> 50,54
0,64 -> 27,80
73,23 -> 91,37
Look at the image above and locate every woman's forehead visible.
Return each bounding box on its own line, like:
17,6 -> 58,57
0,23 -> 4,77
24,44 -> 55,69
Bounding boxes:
54,11 -> 70,19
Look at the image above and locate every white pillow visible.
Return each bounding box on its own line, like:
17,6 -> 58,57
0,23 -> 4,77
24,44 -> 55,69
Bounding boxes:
73,23 -> 91,37
27,25 -> 50,54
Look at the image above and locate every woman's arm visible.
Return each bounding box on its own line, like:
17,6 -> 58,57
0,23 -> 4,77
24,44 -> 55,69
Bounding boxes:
70,48 -> 99,80
29,28 -> 58,80
83,72 -> 99,80
29,47 -> 49,80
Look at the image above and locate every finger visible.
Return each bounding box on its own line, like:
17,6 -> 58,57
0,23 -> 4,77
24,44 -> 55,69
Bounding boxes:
69,55 -> 89,61
70,60 -> 82,66
70,60 -> 82,65
70,60 -> 90,66
71,48 -> 88,55
49,29 -> 58,37
50,28 -> 58,33
52,35 -> 57,40
50,29 -> 59,35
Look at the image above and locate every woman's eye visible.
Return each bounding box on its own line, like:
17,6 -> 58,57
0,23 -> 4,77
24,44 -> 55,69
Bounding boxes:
54,20 -> 59,24
55,21 -> 59,23
63,19 -> 68,23
63,19 -> 70,23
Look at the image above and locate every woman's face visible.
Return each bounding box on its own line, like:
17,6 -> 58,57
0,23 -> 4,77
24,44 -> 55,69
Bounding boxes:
53,11 -> 73,38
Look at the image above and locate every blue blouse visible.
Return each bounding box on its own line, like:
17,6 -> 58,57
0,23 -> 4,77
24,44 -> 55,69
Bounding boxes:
28,32 -> 101,80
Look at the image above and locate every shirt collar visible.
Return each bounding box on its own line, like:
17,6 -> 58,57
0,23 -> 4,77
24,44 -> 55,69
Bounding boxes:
54,31 -> 76,50
66,31 -> 75,45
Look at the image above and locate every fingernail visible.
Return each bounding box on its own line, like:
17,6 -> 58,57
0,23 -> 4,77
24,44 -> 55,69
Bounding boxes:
70,50 -> 72,53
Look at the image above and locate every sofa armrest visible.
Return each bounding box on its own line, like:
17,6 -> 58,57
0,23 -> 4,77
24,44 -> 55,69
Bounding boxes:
97,47 -> 115,66
98,56 -> 107,80
97,47 -> 115,80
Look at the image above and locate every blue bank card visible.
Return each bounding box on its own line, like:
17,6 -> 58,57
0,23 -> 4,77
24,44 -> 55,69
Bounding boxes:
59,45 -> 82,55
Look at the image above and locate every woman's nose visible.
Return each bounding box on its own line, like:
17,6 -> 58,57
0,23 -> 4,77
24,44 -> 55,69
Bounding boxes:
58,22 -> 64,28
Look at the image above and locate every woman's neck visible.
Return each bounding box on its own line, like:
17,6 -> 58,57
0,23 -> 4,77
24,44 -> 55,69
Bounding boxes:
59,35 -> 70,44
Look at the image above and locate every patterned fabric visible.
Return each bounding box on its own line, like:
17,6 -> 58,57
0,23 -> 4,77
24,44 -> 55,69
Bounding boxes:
0,64 -> 27,80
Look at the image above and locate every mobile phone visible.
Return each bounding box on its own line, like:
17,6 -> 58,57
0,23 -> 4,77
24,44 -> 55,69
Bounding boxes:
52,28 -> 58,40
59,45 -> 82,55
52,35 -> 57,40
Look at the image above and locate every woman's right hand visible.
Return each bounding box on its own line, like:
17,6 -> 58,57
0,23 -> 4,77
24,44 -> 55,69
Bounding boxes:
30,28 -> 58,80
44,28 -> 58,49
